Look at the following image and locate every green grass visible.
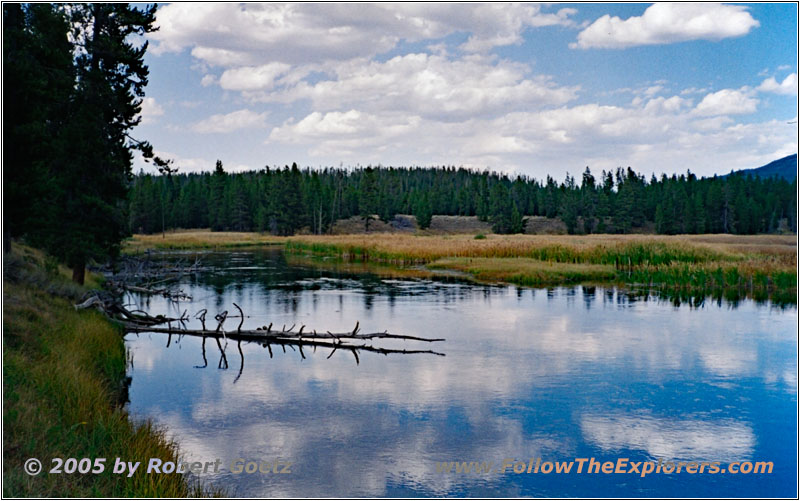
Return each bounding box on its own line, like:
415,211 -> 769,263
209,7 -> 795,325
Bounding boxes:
125,231 -> 796,300
3,244 -> 221,497
428,257 -> 618,286
284,236 -> 795,299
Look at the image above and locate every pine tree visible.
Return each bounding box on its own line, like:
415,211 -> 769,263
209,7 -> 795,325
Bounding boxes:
3,4 -> 74,251
53,4 -> 159,283
209,160 -> 227,230
413,191 -> 433,229
359,166 -> 379,231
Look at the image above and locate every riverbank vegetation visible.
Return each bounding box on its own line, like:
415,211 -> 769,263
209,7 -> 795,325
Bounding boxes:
3,244 -> 217,497
125,231 -> 796,301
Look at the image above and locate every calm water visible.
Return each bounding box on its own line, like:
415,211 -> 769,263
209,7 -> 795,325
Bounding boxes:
124,249 -> 797,497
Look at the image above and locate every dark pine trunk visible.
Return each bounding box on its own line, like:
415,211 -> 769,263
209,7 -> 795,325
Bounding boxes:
72,258 -> 86,285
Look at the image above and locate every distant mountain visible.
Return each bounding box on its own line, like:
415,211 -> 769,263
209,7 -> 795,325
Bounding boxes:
730,154 -> 797,181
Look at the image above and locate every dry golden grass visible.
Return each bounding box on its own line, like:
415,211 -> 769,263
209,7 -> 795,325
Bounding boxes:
125,230 -> 285,252
429,257 -> 617,285
128,230 -> 796,259
285,232 -> 797,263
125,230 -> 796,293
284,232 -> 795,292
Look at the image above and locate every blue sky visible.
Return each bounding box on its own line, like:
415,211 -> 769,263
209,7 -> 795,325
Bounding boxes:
134,2 -> 798,180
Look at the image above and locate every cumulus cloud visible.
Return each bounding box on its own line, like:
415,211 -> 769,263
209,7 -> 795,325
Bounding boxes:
693,88 -> 759,116
219,62 -> 291,91
138,97 -> 164,124
143,3 -> 794,178
757,73 -> 798,95
266,95 -> 794,176
151,3 -> 577,66
192,109 -> 269,134
250,54 -> 579,121
572,3 -> 759,49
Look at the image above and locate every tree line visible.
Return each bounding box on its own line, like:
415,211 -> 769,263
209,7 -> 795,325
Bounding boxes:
129,162 -> 797,236
4,3 -> 169,283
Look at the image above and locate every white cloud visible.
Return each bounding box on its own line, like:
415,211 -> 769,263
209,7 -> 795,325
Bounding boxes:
757,73 -> 798,95
151,3 -> 577,66
643,85 -> 664,97
192,109 -> 269,134
142,3 -> 794,178
247,54 -> 579,121
693,88 -> 758,116
138,97 -> 164,124
680,86 -> 709,96
200,74 -> 217,87
573,3 -> 759,49
219,62 -> 291,91
266,95 -> 794,177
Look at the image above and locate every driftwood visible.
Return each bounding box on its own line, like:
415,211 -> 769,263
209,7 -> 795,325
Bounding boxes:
123,320 -> 445,357
100,253 -> 201,303
77,291 -> 446,365
81,252 -> 445,369
75,289 -> 186,327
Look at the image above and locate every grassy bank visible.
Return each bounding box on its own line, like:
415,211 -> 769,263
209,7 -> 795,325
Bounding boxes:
284,234 -> 796,295
125,231 -> 797,298
3,244 -> 217,497
124,230 -> 284,253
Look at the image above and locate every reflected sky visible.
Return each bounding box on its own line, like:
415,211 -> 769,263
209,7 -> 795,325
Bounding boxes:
124,250 -> 797,497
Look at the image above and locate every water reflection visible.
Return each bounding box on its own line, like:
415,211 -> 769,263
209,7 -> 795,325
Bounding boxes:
124,250 -> 797,497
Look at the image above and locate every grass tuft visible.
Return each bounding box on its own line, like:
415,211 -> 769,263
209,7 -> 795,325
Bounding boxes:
3,243 -> 222,497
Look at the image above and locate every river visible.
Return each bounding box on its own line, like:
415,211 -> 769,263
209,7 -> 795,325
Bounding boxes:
123,249 -> 797,497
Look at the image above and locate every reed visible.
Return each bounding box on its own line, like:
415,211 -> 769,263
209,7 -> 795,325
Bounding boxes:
124,230 -> 284,253
125,231 -> 796,296
284,233 -> 795,295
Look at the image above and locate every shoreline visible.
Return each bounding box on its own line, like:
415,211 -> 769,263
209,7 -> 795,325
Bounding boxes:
124,231 -> 797,303
2,243 -> 220,497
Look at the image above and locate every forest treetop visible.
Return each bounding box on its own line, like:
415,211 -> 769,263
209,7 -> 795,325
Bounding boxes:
129,161 -> 796,237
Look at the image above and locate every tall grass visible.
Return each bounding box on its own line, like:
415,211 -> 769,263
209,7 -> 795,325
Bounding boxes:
284,233 -> 796,296
3,244 -> 221,497
124,230 -> 284,253
125,231 -> 796,297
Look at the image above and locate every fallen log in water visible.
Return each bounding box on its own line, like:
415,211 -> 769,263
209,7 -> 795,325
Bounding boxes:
130,327 -> 446,359
77,292 -> 445,360
122,323 -> 443,344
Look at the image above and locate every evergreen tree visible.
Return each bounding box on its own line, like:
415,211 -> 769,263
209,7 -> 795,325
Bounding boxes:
124,163 -> 795,238
53,4 -> 159,283
489,182 -> 522,234
3,4 -> 74,251
359,166 -> 379,231
209,160 -> 227,230
413,191 -> 433,230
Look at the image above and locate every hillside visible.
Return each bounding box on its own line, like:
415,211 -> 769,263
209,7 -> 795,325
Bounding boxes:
732,154 -> 797,181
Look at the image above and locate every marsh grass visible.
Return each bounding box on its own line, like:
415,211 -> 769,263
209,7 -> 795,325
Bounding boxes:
3,244 -> 222,497
429,257 -> 617,286
283,233 -> 796,295
124,230 -> 284,253
126,231 -> 796,297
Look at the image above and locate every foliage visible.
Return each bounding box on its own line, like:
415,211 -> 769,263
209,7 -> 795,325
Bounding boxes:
127,164 -> 796,237
3,3 -> 164,283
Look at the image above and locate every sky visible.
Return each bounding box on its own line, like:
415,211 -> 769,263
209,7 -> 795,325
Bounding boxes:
133,2 -> 799,180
